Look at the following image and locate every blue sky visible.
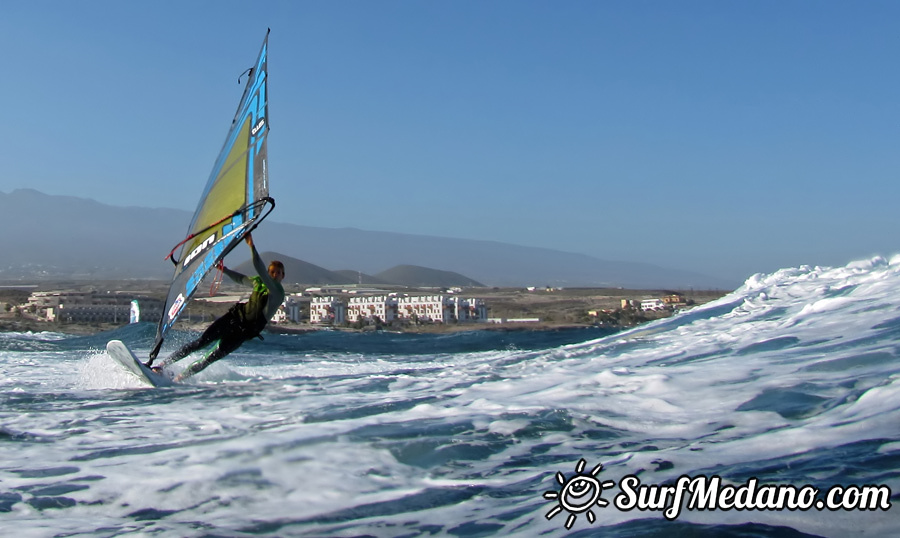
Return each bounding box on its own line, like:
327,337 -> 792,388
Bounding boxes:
2,1 -> 898,284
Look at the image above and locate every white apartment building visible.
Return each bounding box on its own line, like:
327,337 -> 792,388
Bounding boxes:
310,296 -> 347,325
452,297 -> 488,322
640,298 -> 666,311
346,295 -> 397,323
26,291 -> 164,323
396,295 -> 455,323
272,295 -> 304,324
27,291 -> 95,314
285,294 -> 490,326
392,295 -> 488,324
53,304 -> 133,324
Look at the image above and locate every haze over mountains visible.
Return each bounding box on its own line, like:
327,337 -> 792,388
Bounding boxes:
0,189 -> 736,289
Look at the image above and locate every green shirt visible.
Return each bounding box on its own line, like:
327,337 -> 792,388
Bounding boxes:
222,243 -> 285,328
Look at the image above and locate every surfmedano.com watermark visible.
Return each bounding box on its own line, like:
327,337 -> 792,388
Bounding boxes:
544,459 -> 892,530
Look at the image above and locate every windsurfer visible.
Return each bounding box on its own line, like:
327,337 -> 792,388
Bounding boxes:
151,233 -> 285,381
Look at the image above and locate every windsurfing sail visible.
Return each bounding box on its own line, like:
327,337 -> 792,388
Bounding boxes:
149,29 -> 274,361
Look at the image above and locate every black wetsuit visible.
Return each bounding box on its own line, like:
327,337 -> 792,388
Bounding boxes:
159,244 -> 284,378
163,278 -> 270,377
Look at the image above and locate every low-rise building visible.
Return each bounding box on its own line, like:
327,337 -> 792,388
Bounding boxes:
27,290 -> 163,323
52,303 -> 130,324
662,294 -> 688,306
273,294 -> 305,324
310,296 -> 346,325
393,295 -> 488,324
452,297 -> 488,322
640,298 -> 666,311
396,295 -> 453,323
347,295 -> 397,324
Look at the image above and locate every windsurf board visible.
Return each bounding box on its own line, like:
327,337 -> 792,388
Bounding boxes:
107,339 -> 170,387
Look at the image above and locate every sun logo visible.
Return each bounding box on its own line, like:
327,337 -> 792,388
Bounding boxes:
544,458 -> 616,529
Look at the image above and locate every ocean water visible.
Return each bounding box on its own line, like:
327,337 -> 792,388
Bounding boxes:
1,257 -> 899,537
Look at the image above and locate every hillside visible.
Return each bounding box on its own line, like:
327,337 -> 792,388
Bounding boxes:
233,254 -> 484,288
232,253 -> 346,285
332,270 -> 391,286
375,265 -> 485,288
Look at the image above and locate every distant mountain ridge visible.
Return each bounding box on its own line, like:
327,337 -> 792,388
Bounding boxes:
0,189 -> 737,289
374,265 -> 484,288
233,253 -> 348,286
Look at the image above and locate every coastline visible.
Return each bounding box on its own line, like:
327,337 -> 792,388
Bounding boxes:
0,317 -> 610,337
1,283 -> 728,337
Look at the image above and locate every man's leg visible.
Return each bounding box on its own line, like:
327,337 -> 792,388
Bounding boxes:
174,335 -> 246,381
159,313 -> 235,368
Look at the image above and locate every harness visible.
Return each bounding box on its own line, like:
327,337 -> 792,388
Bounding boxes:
228,276 -> 269,339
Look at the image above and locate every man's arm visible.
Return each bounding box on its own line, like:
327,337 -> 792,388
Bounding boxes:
216,235 -> 254,286
246,233 -> 279,291
221,263 -> 251,286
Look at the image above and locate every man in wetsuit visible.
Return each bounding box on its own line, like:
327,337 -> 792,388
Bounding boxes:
153,233 -> 285,381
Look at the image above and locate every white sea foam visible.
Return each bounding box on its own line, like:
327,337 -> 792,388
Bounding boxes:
1,256 -> 898,536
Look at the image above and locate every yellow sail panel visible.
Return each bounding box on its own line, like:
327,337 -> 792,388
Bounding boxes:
186,118 -> 251,253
